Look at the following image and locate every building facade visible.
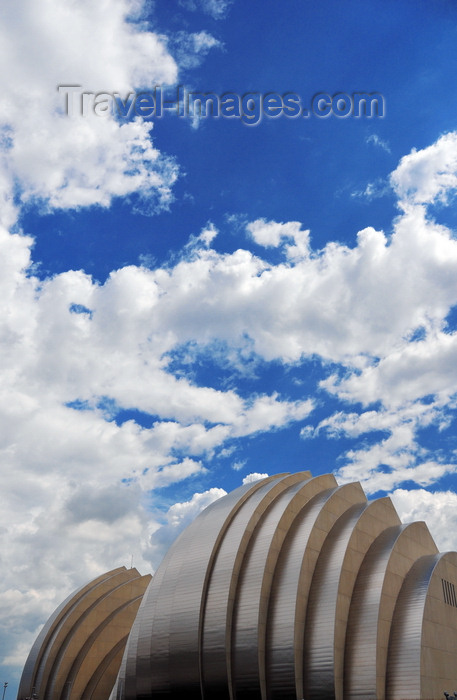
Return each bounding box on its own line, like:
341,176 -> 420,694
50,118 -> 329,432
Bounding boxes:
17,567 -> 151,700
19,472 -> 457,700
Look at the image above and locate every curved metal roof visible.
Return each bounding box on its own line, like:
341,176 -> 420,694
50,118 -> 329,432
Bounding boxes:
18,472 -> 457,700
17,567 -> 151,700
113,472 -> 456,700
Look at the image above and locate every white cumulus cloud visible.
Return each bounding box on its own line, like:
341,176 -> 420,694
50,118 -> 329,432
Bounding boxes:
148,487 -> 227,565
0,0 -> 179,224
391,488 -> 457,552
242,472 -> 269,484
391,131 -> 457,207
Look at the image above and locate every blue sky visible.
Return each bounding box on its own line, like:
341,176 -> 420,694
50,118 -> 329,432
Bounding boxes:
2,0 -> 457,693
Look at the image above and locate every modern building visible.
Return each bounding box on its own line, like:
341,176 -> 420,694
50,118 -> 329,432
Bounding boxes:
19,472 -> 457,700
17,567 -> 151,700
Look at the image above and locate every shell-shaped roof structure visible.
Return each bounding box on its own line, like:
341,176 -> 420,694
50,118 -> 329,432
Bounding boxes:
19,472 -> 457,700
17,567 -> 151,700
113,472 -> 457,700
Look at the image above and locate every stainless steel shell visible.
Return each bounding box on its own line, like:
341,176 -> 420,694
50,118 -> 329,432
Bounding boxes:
19,472 -> 457,700
115,473 -> 456,700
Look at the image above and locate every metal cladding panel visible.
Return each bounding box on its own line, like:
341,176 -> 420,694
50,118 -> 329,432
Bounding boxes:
303,498 -> 401,700
231,480 -> 309,700
386,553 -> 442,700
134,545 -> 176,700
119,575 -> 155,700
304,503 -> 367,700
265,482 -> 367,700
129,475 -> 285,699
231,474 -> 337,700
201,472 -> 309,700
266,492 -> 321,700
344,521 -> 438,700
345,524 -> 405,700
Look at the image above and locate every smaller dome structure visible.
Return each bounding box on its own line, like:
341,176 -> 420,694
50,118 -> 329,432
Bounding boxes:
17,566 -> 151,700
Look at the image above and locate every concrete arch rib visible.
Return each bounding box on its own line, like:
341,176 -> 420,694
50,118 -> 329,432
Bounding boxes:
17,568 -> 150,700
265,481 -> 367,700
53,593 -> 147,700
82,638 -> 127,700
128,474 -> 291,700
43,570 -> 149,700
230,473 -> 337,700
201,472 -> 310,700
18,568 -> 127,700
344,521 -> 438,700
304,496 -> 401,700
